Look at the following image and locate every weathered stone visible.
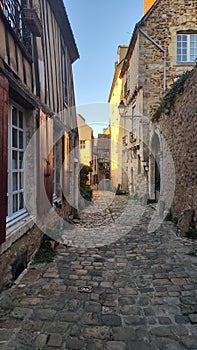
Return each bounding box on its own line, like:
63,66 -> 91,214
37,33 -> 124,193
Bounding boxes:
177,209 -> 194,237
83,326 -> 112,339
188,314 -> 197,324
181,336 -> 197,349
35,334 -> 48,348
47,333 -> 63,347
106,341 -> 126,350
101,314 -> 122,326
112,327 -> 136,341
66,336 -> 85,349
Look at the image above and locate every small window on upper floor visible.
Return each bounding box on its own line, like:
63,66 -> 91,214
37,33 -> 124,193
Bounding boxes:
177,34 -> 197,62
79,140 -> 85,149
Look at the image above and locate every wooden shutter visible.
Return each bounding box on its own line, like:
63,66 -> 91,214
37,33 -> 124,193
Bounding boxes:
0,75 -> 8,244
38,111 -> 53,217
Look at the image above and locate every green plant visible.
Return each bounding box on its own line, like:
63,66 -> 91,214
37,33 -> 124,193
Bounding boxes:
80,164 -> 93,203
32,235 -> 56,264
152,69 -> 194,121
165,209 -> 178,225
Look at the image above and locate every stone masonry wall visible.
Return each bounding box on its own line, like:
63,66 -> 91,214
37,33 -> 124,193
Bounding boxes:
158,66 -> 197,226
0,225 -> 42,291
140,0 -> 197,116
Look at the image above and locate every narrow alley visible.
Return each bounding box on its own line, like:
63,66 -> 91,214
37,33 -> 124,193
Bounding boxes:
0,192 -> 197,350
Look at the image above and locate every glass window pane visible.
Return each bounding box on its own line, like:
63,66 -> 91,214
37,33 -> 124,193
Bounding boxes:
19,152 -> 24,169
177,35 -> 181,41
19,131 -> 23,149
182,35 -> 187,41
12,173 -> 18,191
19,193 -> 24,210
13,194 -> 18,213
182,55 -> 187,61
19,172 -> 23,190
12,128 -> 18,148
190,35 -> 197,41
177,55 -> 181,62
183,42 -> 187,48
12,151 -> 18,169
12,107 -> 17,126
19,111 -> 23,129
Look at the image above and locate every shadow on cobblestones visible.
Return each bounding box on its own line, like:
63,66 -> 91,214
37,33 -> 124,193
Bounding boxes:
0,193 -> 197,349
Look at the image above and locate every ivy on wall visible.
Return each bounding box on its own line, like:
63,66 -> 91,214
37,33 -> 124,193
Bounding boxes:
152,67 -> 195,122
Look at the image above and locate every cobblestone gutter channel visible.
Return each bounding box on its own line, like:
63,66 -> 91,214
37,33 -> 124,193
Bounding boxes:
0,192 -> 197,349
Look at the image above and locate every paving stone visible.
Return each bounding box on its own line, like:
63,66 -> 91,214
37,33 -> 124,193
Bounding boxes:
181,335 -> 197,349
112,327 -> 136,341
83,326 -> 112,339
0,329 -> 14,341
158,316 -> 172,325
47,333 -> 63,347
66,336 -> 85,349
175,315 -> 189,324
86,340 -> 105,350
42,321 -> 69,333
188,314 -> 197,324
126,341 -> 154,350
11,307 -> 33,320
1,193 -> 197,348
150,326 -> 174,337
106,341 -> 126,350
35,334 -> 48,348
101,314 -> 122,326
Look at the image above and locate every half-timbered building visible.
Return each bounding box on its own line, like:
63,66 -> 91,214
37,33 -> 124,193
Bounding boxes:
0,0 -> 79,289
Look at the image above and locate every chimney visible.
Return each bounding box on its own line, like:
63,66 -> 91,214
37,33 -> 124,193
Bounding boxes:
144,0 -> 156,14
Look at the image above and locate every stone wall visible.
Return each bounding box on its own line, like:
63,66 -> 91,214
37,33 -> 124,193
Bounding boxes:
140,0 -> 197,116
0,224 -> 42,291
158,66 -> 197,228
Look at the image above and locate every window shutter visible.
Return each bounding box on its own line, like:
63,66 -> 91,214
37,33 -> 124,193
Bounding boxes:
0,75 -> 8,244
38,111 -> 53,217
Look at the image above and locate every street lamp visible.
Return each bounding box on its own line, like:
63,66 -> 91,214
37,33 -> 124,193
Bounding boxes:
118,100 -> 127,117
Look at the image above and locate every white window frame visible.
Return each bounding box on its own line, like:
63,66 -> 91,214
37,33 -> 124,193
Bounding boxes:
177,33 -> 197,62
6,101 -> 27,227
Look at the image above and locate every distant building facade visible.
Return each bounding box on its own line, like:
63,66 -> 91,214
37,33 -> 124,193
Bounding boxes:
110,0 -> 197,203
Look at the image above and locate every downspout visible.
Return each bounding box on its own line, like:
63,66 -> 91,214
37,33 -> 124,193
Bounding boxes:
139,27 -> 166,95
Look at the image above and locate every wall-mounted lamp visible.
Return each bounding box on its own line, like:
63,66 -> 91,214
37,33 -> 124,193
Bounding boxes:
118,100 -> 127,117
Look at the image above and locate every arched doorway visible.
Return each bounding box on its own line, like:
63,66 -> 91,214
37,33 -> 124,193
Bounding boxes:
149,133 -> 161,202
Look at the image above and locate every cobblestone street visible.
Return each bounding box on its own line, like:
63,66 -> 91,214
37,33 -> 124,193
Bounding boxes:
1,191 -> 197,349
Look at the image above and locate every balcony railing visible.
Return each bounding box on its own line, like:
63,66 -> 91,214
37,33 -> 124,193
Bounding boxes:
0,0 -> 32,55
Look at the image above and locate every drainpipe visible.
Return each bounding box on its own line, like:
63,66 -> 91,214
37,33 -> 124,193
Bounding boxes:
139,28 -> 166,95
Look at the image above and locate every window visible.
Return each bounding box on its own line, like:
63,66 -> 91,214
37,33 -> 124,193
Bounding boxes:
62,48 -> 68,103
79,140 -> 85,149
177,34 -> 197,62
138,155 -> 141,175
132,105 -> 137,139
0,0 -> 31,54
7,103 -> 26,223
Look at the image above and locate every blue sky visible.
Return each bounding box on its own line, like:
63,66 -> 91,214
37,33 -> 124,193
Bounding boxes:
64,0 -> 144,135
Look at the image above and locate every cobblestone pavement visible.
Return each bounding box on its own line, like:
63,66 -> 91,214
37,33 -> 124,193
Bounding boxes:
1,191 -> 197,350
